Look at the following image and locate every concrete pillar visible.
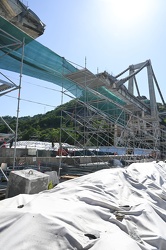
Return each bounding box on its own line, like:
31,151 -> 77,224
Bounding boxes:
128,66 -> 134,94
147,62 -> 158,118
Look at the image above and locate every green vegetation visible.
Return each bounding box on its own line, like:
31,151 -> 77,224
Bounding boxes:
1,100 -> 166,146
0,104 -> 63,142
0,100 -> 85,144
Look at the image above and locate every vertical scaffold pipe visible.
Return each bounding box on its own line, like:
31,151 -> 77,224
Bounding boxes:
13,38 -> 25,169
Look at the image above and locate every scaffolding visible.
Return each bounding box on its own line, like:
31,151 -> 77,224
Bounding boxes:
0,0 -> 44,166
0,0 -> 166,169
60,61 -> 166,164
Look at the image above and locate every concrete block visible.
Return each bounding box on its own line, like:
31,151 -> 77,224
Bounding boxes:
45,171 -> 59,186
6,169 -> 49,198
80,156 -> 92,164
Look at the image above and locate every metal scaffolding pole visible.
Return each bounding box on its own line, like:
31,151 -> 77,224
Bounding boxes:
13,38 -> 25,168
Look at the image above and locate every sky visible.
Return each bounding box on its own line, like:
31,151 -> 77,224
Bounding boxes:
0,0 -> 166,117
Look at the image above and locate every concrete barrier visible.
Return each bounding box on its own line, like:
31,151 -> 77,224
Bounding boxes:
45,171 -> 59,186
6,169 -> 49,198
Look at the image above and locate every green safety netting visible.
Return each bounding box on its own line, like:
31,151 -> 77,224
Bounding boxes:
0,16 -> 126,124
0,16 -> 83,97
80,86 -> 126,125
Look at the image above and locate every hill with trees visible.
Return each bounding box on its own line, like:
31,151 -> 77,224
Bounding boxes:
1,99 -> 166,147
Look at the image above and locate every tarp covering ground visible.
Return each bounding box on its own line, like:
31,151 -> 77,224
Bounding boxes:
0,161 -> 166,249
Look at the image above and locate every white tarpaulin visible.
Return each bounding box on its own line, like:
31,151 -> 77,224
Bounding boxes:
0,161 -> 166,249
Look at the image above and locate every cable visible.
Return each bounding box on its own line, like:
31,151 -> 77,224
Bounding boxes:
4,94 -> 57,108
0,71 -> 63,93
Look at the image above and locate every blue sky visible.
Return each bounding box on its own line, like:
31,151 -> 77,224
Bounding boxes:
0,0 -> 166,117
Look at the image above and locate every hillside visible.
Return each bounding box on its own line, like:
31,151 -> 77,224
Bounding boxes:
0,100 -> 77,144
1,99 -> 166,147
